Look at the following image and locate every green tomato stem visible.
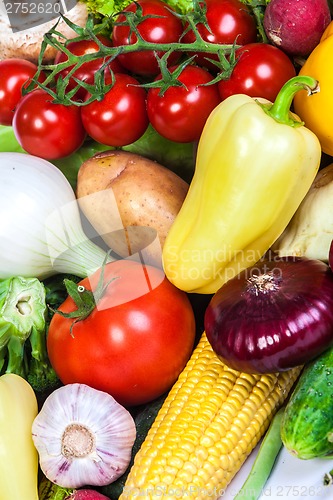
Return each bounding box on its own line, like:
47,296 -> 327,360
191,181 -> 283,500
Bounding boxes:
52,250 -> 116,335
27,10 -> 239,106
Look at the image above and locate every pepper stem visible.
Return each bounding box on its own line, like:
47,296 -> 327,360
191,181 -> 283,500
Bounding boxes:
259,75 -> 320,127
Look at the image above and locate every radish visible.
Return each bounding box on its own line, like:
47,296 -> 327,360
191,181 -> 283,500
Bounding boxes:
263,0 -> 331,56
67,490 -> 111,500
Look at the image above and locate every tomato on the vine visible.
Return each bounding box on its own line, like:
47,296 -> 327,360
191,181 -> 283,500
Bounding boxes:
0,58 -> 46,126
47,259 -> 196,407
54,35 -> 126,101
12,88 -> 86,160
147,64 -> 221,143
218,43 -> 297,102
81,73 -> 149,147
181,0 -> 258,70
112,0 -> 184,76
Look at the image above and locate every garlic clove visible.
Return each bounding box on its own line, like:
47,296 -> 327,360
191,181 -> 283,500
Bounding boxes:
32,383 -> 136,488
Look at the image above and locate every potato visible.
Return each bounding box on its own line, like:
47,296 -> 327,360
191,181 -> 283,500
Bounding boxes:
76,150 -> 189,267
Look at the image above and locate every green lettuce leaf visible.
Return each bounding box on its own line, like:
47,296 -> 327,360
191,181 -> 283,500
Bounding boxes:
0,125 -> 111,189
0,125 -> 195,189
81,0 -> 194,16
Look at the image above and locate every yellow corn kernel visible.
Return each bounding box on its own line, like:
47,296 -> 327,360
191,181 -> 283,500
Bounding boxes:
120,332 -> 301,500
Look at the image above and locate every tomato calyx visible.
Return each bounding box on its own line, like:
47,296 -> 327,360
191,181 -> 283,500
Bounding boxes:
113,1 -> 169,31
181,0 -> 210,37
51,253 -> 117,336
142,54 -> 196,95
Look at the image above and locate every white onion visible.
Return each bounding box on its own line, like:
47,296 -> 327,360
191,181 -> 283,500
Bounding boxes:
0,152 -> 108,279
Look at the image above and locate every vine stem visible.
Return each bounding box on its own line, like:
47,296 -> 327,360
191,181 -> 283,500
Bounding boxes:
27,10 -> 240,106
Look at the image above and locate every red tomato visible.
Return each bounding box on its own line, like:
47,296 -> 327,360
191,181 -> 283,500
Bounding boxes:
112,0 -> 184,76
182,0 -> 258,70
81,73 -> 149,146
147,64 -> 221,143
218,43 -> 297,102
0,58 -> 46,126
12,89 -> 86,160
54,35 -> 125,101
47,260 -> 196,407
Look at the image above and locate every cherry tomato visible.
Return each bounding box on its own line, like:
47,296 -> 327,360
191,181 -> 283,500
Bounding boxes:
218,43 -> 297,102
112,0 -> 184,76
47,260 -> 196,407
81,73 -> 149,147
182,0 -> 258,71
147,64 -> 221,143
12,89 -> 86,160
0,58 -> 46,126
54,35 -> 125,101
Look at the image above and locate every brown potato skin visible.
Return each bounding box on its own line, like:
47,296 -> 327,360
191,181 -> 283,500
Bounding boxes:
76,150 -> 189,266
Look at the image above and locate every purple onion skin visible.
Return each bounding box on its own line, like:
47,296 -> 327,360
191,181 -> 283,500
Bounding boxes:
204,257 -> 333,374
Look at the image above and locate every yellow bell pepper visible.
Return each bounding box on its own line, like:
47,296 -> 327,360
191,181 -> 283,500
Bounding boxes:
0,373 -> 39,499
293,36 -> 333,156
162,76 -> 321,294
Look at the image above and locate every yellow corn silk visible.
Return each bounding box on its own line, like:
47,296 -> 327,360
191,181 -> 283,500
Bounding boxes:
120,333 -> 301,500
162,76 -> 322,294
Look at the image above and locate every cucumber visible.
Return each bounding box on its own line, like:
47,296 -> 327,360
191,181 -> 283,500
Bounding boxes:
281,345 -> 333,460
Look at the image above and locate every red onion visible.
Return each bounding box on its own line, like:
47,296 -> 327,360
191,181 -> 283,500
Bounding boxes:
204,256 -> 333,374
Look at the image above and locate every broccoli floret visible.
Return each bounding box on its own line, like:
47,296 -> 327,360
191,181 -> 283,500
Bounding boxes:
0,276 -> 59,393
27,357 -> 60,393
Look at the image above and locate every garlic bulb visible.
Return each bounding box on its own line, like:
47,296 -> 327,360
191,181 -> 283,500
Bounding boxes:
32,384 -> 136,488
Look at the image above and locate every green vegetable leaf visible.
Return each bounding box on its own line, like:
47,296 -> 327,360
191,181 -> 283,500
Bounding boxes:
81,0 -> 194,16
123,124 -> 195,183
0,125 -> 195,188
0,125 -> 25,154
0,276 -> 58,393
0,276 -> 47,345
0,125 -> 112,189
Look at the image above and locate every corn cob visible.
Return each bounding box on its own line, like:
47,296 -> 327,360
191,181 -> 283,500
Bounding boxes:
120,332 -> 302,500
